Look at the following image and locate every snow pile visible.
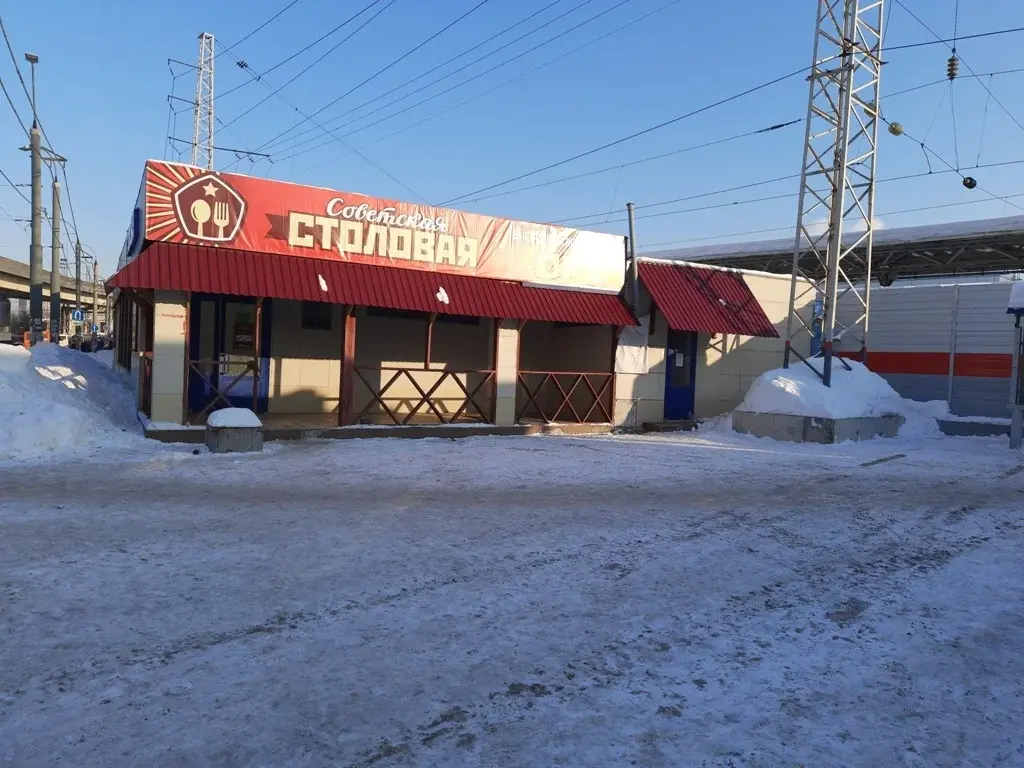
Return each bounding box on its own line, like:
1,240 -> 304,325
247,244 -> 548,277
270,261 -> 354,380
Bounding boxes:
1009,280 -> 1024,312
207,407 -> 262,428
0,343 -> 140,461
737,359 -> 940,437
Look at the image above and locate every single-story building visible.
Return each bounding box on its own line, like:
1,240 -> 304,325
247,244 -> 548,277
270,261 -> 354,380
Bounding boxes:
107,161 -> 809,438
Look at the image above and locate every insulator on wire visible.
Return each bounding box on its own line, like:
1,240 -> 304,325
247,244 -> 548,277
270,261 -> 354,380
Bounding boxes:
962,176 -> 977,189
888,122 -> 904,136
947,53 -> 959,81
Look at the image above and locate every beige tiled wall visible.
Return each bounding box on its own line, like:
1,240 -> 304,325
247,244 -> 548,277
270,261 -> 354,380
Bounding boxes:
613,309 -> 668,428
267,301 -> 344,414
692,272 -> 814,418
150,291 -> 187,424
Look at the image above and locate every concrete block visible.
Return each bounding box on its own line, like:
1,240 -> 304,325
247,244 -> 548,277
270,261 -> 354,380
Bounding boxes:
732,410 -> 904,444
206,425 -> 264,453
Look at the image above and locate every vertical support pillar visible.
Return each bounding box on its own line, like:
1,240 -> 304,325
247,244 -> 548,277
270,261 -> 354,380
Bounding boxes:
425,313 -> 436,369
339,306 -> 357,426
252,298 -> 263,413
494,318 -> 520,427
149,290 -> 188,425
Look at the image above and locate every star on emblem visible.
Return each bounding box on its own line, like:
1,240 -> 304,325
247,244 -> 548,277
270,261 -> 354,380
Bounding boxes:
202,181 -> 219,197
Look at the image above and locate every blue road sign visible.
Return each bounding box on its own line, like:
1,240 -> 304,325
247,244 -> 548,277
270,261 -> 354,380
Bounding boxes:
71,309 -> 83,322
91,324 -> 99,333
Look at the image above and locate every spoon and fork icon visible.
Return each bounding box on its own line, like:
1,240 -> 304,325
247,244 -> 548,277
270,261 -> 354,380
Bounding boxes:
189,199 -> 231,238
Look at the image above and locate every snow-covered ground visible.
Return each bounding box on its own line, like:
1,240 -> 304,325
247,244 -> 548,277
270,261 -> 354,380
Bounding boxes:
1,347 -> 1023,766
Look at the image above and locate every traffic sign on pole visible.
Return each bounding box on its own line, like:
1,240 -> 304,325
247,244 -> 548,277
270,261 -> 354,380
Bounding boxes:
71,309 -> 83,323
91,324 -> 98,333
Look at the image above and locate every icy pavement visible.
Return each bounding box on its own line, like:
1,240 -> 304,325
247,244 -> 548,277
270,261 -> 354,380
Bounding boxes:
1,430 -> 1023,767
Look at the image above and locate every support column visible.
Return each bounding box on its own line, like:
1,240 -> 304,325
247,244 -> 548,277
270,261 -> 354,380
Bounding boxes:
494,318 -> 520,427
339,307 -> 357,426
150,291 -> 188,425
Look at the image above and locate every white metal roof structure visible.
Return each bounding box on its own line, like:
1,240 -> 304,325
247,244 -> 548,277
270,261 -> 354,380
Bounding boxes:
644,214 -> 1024,284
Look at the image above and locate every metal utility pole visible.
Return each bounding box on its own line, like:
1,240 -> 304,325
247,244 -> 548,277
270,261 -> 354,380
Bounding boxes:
783,0 -> 885,386
626,202 -> 639,311
91,259 -> 99,334
49,176 -> 61,337
28,124 -> 43,339
191,32 -> 216,169
75,239 -> 82,319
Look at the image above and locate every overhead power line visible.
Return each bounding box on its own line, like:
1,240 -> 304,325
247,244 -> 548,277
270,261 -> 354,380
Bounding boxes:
0,164 -> 30,204
270,0 -> 641,160
457,120 -> 801,205
438,21 -> 1024,208
892,0 -> 1024,139
571,157 -> 1024,228
219,0 -> 302,56
218,45 -> 430,202
439,65 -> 809,206
293,0 -> 682,175
0,73 -> 28,135
254,0 -> 496,151
218,0 -> 386,100
269,0 -> 653,161
260,0 -> 599,154
217,0 -> 397,133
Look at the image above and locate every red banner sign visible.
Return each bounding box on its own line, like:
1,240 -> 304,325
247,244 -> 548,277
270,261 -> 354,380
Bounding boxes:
135,161 -> 625,293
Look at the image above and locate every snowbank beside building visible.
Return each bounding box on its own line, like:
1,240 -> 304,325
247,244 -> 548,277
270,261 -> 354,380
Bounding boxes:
737,359 -> 941,437
0,344 -> 141,461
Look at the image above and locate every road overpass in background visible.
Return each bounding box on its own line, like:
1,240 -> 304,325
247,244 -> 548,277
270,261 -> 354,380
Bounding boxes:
643,214 -> 1024,284
0,255 -> 107,313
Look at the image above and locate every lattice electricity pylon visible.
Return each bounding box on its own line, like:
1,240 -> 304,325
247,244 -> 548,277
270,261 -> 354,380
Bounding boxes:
190,32 -> 216,170
783,0 -> 885,387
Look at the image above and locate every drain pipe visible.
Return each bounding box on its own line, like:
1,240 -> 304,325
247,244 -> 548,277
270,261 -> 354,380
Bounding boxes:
626,201 -> 639,311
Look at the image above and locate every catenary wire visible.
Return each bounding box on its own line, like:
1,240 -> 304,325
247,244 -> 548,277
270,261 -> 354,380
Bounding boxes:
438,23 -> 1024,207
253,0 -> 496,151
270,0 -> 652,160
0,73 -> 27,135
293,0 -> 682,174
217,0 -> 386,100
259,0 -> 574,153
217,0 -> 395,132
259,0 -> 603,153
218,45 -> 431,203
455,120 -> 801,206
567,158 -> 1024,228
218,0 -> 302,56
892,0 -> 1024,137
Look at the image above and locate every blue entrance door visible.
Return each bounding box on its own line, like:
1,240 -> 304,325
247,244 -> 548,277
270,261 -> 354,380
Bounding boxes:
187,296 -> 271,414
664,329 -> 698,420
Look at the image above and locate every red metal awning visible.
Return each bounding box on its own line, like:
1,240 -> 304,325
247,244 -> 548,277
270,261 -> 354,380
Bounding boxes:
637,260 -> 778,338
108,242 -> 637,326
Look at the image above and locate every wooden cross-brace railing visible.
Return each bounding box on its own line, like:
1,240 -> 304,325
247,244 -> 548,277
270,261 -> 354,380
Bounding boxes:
350,366 -> 496,425
186,359 -> 258,425
515,371 -> 613,424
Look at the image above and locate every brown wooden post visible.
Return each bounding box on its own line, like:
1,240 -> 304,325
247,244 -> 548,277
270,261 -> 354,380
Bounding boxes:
252,298 -> 263,413
425,313 -> 436,370
339,306 -> 357,426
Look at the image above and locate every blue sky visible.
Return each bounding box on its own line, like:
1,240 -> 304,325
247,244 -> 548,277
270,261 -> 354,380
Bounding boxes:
1,0 -> 1023,277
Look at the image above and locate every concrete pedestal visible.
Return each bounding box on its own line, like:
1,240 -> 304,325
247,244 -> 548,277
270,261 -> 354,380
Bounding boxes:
733,410 -> 904,444
206,426 -> 264,453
